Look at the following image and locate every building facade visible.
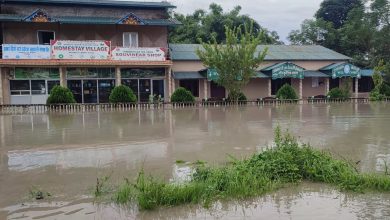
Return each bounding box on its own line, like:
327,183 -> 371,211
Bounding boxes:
0,0 -> 180,104
170,44 -> 373,101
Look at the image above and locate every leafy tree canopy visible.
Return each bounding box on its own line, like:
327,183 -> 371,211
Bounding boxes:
315,0 -> 363,28
289,0 -> 389,69
169,3 -> 283,44
196,24 -> 268,102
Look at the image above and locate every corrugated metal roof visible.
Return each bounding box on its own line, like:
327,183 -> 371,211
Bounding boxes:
173,72 -> 205,79
3,0 -> 176,8
169,44 -> 351,61
0,14 -> 181,26
304,71 -> 330,78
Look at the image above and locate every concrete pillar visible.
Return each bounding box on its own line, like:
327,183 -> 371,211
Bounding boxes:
268,78 -> 271,97
325,78 -> 330,95
59,67 -> 67,88
0,68 -> 3,105
167,66 -> 172,102
203,79 -> 208,100
299,78 -> 303,99
115,67 -> 121,86
355,78 -> 359,98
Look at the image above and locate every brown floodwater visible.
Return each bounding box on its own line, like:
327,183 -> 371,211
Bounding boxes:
1,103 -> 390,219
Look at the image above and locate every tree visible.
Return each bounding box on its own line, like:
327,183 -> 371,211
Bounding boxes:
169,3 -> 283,44
315,0 -> 363,28
196,24 -> 268,102
288,19 -> 338,49
46,86 -> 76,104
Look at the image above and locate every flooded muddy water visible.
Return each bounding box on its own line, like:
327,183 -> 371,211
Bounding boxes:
1,103 -> 390,219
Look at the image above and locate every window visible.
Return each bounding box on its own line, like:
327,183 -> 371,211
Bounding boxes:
180,80 -> 199,97
123,32 -> 138,47
312,77 -> 319,88
10,80 -> 30,95
31,80 -> 46,95
37,31 -> 55,45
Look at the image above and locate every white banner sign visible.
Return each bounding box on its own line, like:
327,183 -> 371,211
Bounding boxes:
51,40 -> 111,60
112,47 -> 166,61
2,44 -> 50,59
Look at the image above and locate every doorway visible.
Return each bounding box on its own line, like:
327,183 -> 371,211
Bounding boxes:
210,81 -> 226,99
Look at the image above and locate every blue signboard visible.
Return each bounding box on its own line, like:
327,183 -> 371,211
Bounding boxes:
2,44 -> 50,59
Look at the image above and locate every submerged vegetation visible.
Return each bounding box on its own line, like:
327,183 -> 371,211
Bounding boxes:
97,127 -> 390,210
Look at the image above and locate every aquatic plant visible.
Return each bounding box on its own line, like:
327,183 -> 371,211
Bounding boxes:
109,85 -> 137,103
105,127 -> 390,210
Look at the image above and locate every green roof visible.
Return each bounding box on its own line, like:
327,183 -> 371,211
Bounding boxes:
360,69 -> 374,77
173,72 -> 205,79
0,14 -> 181,26
3,0 -> 176,8
169,44 -> 351,61
304,71 -> 329,78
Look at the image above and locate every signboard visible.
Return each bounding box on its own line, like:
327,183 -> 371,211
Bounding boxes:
272,63 -> 304,79
2,44 -> 50,59
332,63 -> 360,79
111,47 -> 166,61
51,40 -> 110,60
207,69 -> 219,81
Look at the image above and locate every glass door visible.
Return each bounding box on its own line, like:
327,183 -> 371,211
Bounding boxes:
98,79 -> 115,103
152,79 -> 165,100
139,79 -> 151,102
83,80 -> 97,103
67,80 -> 82,103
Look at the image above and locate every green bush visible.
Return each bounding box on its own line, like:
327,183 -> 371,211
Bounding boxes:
109,85 -> 137,103
227,91 -> 247,102
276,84 -> 298,100
46,86 -> 76,104
327,87 -> 349,99
171,87 -> 195,103
379,83 -> 390,97
370,87 -> 385,101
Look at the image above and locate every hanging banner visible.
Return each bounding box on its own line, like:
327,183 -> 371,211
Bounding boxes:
51,40 -> 111,60
2,44 -> 50,59
111,47 -> 166,61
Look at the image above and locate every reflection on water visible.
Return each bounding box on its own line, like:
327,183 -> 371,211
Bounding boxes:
1,103 -> 390,219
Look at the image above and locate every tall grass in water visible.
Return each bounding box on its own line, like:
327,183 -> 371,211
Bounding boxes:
111,127 -> 390,210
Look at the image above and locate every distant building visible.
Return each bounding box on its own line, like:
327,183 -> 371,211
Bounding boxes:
0,0 -> 179,104
170,44 -> 374,100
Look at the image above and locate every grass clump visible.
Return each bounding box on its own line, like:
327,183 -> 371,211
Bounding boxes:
107,127 -> 390,210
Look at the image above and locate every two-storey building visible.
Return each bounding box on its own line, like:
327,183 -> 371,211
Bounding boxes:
0,0 -> 179,104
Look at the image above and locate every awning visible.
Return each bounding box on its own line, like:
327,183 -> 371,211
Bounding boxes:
261,62 -> 305,79
360,69 -> 374,77
173,71 -> 205,80
204,69 -> 269,81
0,59 -> 173,67
320,62 -> 361,79
304,70 -> 329,78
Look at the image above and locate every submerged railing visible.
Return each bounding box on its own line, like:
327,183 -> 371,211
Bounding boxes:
0,98 -> 386,114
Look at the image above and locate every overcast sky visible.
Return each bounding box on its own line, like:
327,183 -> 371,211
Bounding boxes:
164,0 -> 323,43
